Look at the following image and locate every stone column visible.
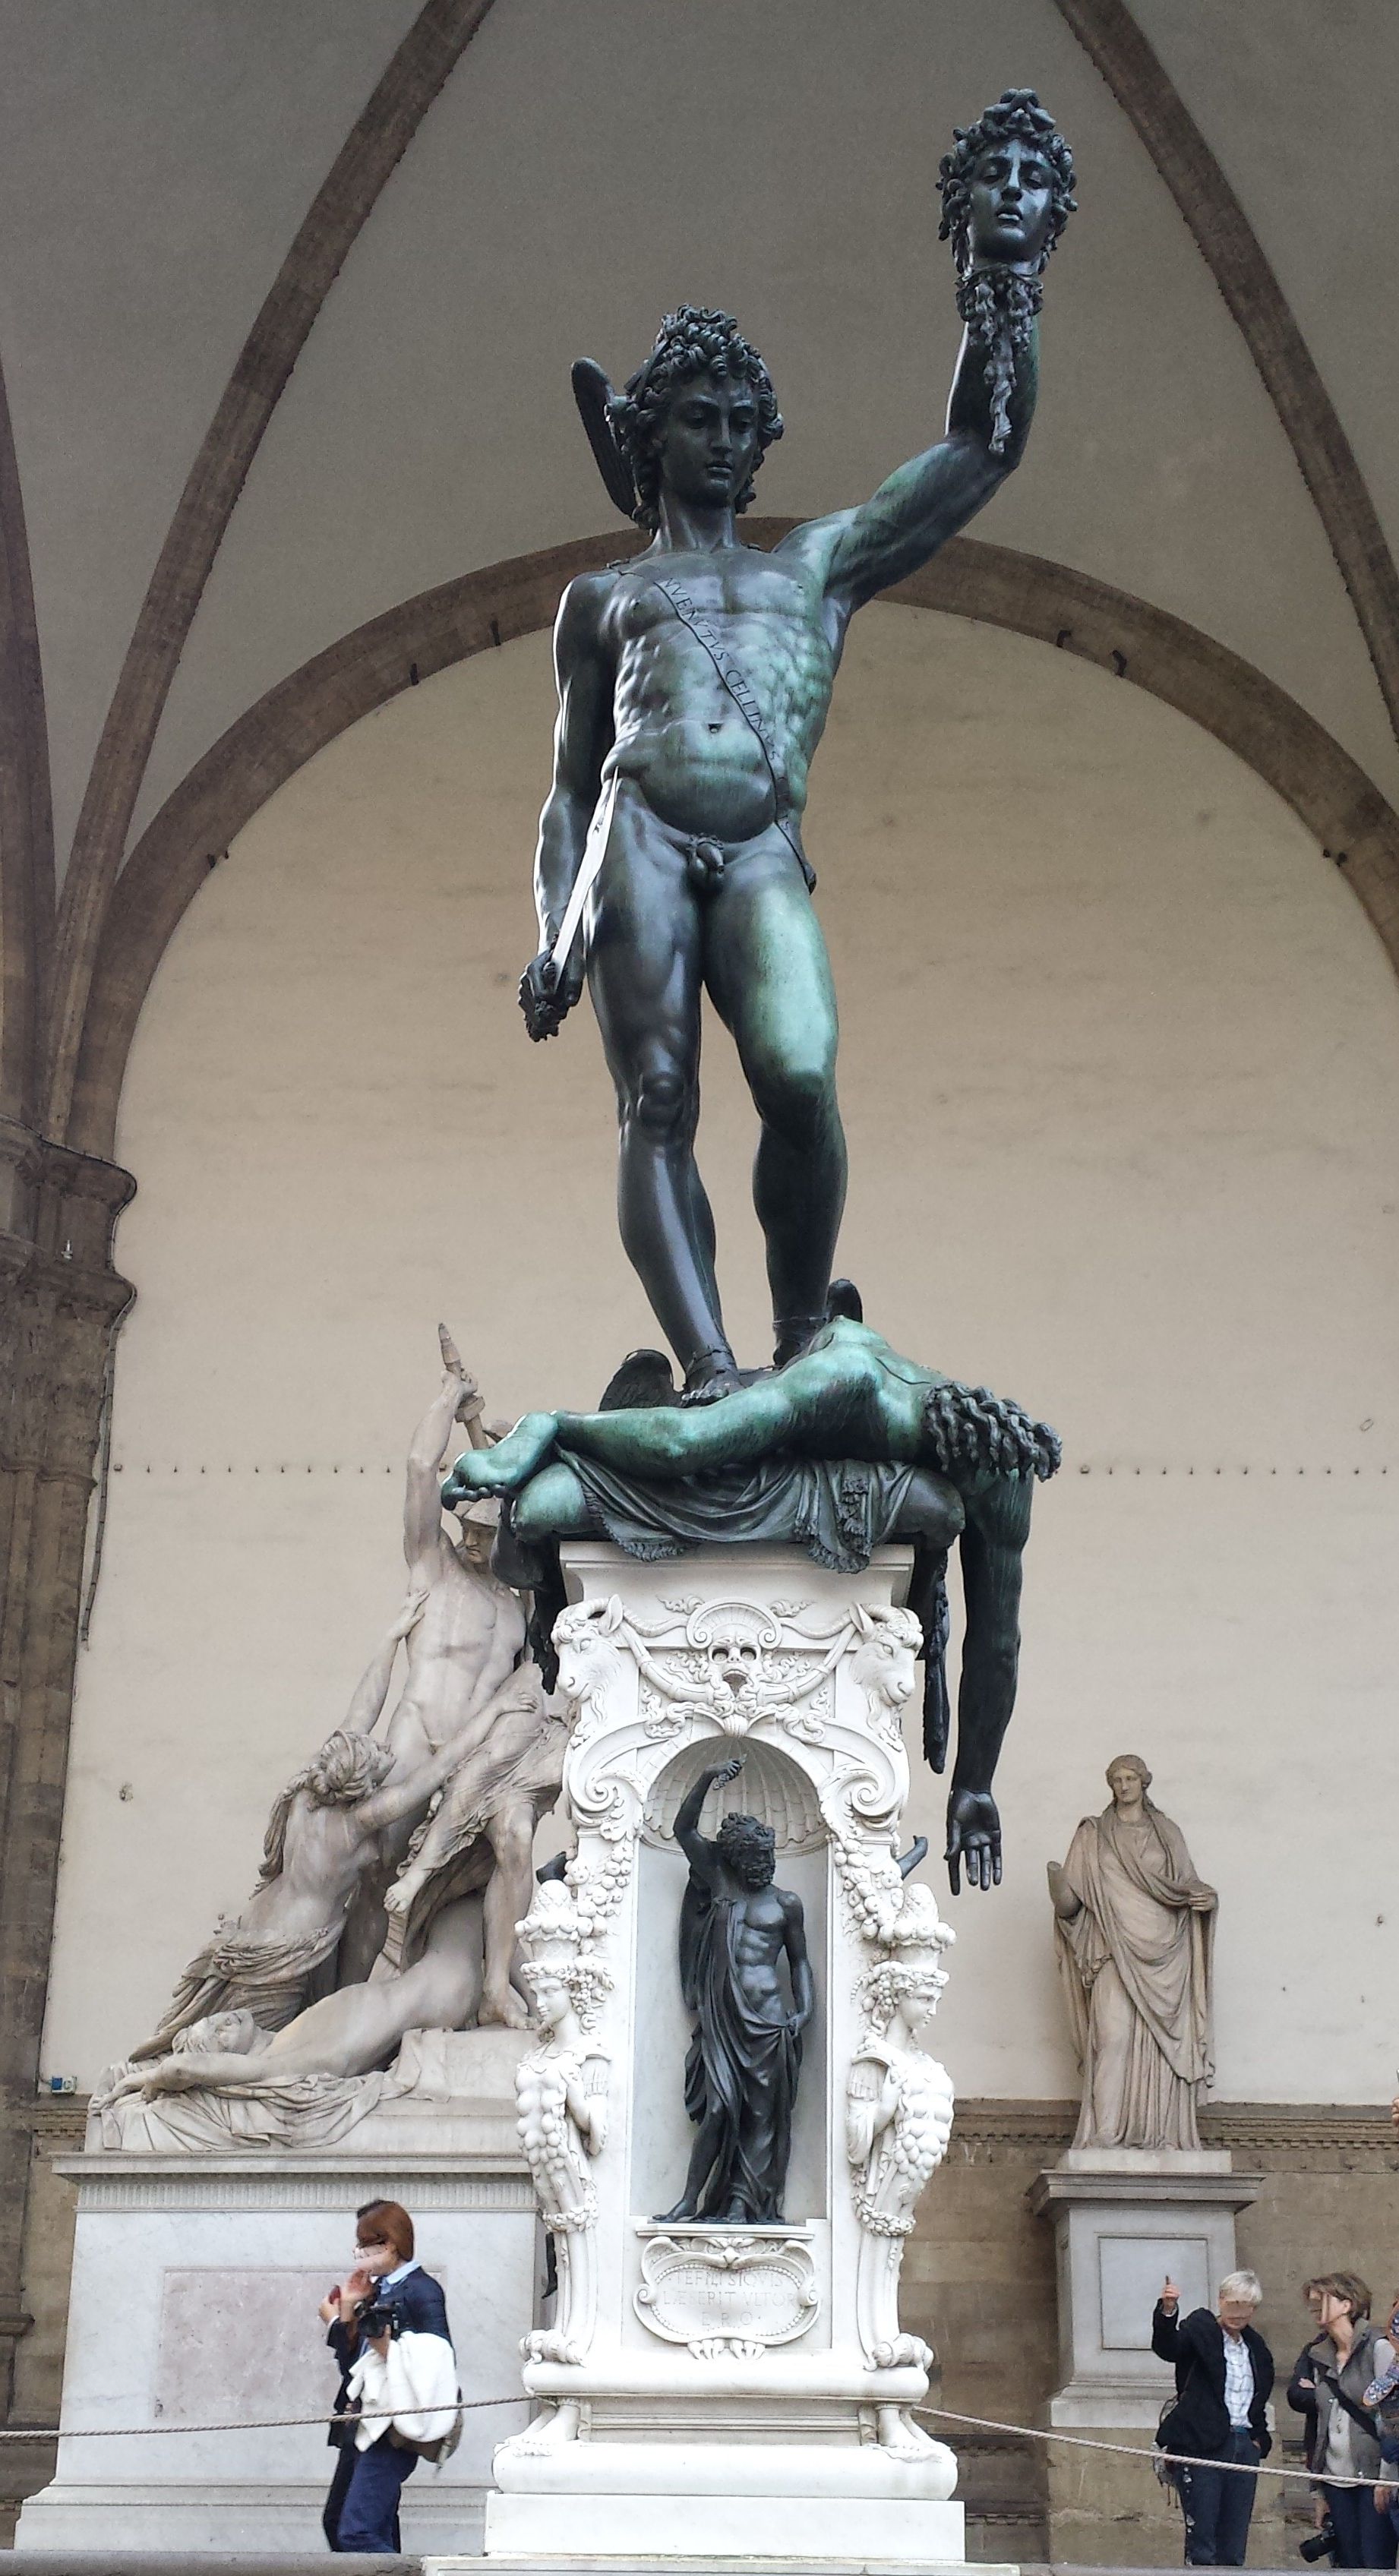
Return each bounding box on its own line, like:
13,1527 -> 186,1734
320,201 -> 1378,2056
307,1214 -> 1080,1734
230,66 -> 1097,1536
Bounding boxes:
0,1115 -> 134,2437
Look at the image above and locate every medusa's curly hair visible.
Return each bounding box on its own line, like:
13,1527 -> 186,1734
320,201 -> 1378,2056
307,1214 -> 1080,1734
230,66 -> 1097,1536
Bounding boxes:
921,1380 -> 1062,1483
609,306 -> 783,532
936,90 -> 1076,271
715,1811 -> 777,1885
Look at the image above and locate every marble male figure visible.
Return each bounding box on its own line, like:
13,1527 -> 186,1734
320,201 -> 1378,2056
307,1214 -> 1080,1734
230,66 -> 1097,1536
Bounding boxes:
655,1756 -> 813,2225
1050,1755 -> 1217,2152
520,96 -> 1074,1393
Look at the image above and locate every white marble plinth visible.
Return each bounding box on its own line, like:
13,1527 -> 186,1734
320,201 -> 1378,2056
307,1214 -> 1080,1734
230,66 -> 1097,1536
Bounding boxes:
480,2489 -> 967,2562
1028,2157 -> 1261,2426
487,1543 -> 965,2564
17,2044 -> 540,2554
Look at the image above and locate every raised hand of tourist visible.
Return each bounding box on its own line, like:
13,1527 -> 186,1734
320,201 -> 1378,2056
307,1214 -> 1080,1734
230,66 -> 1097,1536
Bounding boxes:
1160,2276 -> 1181,2312
945,1786 -> 1002,1893
519,946 -> 583,1042
340,2266 -> 373,2326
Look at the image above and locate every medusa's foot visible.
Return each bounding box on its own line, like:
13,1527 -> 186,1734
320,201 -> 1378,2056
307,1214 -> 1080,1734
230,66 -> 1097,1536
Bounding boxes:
443,1410 -> 558,1504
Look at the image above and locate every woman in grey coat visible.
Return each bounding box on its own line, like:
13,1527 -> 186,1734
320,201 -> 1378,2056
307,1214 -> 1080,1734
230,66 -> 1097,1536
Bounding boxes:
1288,2273 -> 1397,2571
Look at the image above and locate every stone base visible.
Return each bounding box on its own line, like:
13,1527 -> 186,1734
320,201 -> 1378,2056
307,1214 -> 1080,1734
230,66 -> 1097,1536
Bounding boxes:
1028,2158 -> 1260,2426
16,2104 -> 539,2555
13,2475 -> 486,2552
1056,2146 -> 1233,2176
481,2487 -> 968,2562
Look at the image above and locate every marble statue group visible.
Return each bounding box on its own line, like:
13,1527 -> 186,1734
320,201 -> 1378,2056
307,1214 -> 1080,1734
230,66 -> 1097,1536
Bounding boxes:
96,1331 -> 569,2146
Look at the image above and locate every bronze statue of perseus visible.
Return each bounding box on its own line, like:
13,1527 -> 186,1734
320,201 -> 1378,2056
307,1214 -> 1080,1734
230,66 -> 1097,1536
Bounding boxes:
520,93 -> 1075,1394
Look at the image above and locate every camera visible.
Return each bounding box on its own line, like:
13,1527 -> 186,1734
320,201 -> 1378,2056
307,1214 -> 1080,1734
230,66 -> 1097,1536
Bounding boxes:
1299,2516 -> 1336,2563
355,2297 -> 400,2342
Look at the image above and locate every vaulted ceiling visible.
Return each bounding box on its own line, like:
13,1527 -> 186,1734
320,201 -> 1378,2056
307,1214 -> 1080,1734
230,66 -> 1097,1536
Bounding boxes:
2,0 -> 1396,1143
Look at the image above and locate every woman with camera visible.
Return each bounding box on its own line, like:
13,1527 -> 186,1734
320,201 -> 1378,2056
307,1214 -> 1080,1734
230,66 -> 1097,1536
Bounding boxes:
1288,2273 -> 1397,2571
327,2199 -> 458,2555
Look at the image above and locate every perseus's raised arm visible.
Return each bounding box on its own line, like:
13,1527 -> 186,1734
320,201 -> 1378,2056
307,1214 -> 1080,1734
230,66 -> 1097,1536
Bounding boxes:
802,320 -> 1037,615
803,87 -> 1074,617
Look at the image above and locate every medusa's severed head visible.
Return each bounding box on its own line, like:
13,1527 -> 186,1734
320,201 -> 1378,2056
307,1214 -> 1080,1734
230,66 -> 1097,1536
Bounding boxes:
938,90 -> 1076,275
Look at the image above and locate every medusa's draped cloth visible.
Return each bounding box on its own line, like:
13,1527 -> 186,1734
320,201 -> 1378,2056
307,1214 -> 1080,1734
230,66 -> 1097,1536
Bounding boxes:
1054,1798 -> 1214,2152
679,1879 -> 802,2223
559,1449 -> 921,1575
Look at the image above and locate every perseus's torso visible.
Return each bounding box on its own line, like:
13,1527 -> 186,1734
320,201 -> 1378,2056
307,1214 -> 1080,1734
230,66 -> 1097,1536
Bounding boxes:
602,548 -> 836,842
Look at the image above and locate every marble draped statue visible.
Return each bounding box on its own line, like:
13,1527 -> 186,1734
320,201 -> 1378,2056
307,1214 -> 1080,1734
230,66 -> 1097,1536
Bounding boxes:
452,1301 -> 1060,1896
519,94 -> 1075,1397
654,1754 -> 814,2226
1049,1754 -> 1217,2154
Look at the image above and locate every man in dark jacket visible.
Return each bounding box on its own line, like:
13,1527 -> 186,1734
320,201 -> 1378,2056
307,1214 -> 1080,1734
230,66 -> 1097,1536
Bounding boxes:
1153,2269 -> 1274,2565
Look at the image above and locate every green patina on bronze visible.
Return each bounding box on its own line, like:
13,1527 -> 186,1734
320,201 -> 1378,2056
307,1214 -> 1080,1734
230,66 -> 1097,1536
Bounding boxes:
444,1311 -> 1062,1893
520,93 -> 1075,1397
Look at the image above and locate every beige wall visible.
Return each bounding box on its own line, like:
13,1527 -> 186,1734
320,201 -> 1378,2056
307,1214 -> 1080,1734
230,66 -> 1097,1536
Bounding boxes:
41,605 -> 1399,2100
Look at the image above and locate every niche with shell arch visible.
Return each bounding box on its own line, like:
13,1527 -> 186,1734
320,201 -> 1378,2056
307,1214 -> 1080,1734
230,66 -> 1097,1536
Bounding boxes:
642,1735 -> 826,1853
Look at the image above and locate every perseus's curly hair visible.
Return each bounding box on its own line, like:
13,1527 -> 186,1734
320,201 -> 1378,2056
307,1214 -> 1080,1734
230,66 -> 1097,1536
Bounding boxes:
921,1380 -> 1062,1483
715,1811 -> 777,1885
610,305 -> 783,532
936,89 -> 1076,273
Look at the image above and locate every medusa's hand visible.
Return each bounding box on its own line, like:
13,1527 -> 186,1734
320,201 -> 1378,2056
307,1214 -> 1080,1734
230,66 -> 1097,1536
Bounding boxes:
945,1787 -> 1002,1895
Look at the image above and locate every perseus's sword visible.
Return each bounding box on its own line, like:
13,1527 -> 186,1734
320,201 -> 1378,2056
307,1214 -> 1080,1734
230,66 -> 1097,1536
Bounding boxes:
549,771 -> 619,979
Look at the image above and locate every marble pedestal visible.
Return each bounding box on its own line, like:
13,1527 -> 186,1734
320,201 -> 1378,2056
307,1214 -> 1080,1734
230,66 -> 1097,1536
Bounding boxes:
1028,2152 -> 1261,2426
475,1542 -> 981,2572
17,2031 -> 540,2554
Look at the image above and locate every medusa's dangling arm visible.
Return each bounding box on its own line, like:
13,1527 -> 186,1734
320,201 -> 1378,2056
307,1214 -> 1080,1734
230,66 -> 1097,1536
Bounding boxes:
945,1473 -> 1032,1894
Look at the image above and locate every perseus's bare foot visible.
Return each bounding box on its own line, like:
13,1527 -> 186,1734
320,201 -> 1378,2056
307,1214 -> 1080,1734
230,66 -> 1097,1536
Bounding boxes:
479,1987 -> 531,2030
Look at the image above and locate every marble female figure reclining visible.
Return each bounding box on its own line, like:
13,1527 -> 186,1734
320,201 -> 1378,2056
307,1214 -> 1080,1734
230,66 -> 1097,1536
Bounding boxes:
444,1310 -> 1060,1895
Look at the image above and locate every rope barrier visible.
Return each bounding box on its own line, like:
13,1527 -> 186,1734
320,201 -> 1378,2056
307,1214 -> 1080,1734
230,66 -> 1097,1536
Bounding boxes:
916,2405 -> 1391,2490
0,2391 -> 1388,2495
0,2398 -> 524,2441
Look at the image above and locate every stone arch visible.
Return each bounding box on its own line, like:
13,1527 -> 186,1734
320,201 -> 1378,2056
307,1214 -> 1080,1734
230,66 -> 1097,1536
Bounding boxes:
67,519 -> 1399,1160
